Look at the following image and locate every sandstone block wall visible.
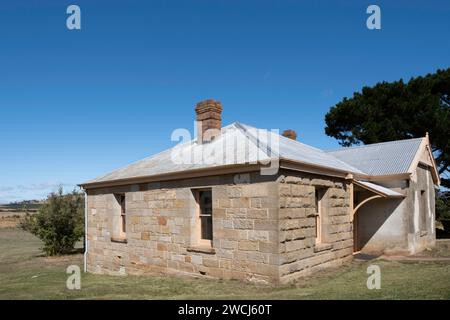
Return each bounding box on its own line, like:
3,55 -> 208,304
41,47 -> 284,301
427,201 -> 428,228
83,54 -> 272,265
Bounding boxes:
87,173 -> 280,284
86,170 -> 355,284
277,170 -> 354,284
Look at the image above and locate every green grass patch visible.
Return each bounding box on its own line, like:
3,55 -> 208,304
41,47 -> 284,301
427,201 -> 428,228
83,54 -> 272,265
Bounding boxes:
0,229 -> 449,300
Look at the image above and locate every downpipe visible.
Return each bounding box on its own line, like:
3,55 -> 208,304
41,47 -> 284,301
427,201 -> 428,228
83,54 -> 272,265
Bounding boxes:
83,189 -> 88,273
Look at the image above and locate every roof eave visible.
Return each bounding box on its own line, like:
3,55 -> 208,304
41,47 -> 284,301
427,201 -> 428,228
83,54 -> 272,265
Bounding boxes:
279,157 -> 366,179
79,163 -> 263,190
353,180 -> 406,198
80,156 -> 424,191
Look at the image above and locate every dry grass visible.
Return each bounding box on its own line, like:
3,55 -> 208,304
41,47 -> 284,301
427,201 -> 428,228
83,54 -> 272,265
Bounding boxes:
0,228 -> 449,300
0,210 -> 37,229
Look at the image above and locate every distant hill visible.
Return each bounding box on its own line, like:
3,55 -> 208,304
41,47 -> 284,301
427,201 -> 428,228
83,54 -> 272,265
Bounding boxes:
0,200 -> 44,211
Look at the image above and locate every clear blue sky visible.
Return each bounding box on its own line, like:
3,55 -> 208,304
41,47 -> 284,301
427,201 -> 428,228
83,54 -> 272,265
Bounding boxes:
0,0 -> 449,203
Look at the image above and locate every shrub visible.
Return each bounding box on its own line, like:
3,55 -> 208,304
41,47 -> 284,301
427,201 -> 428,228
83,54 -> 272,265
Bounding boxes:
22,187 -> 85,256
436,191 -> 450,221
18,213 -> 37,232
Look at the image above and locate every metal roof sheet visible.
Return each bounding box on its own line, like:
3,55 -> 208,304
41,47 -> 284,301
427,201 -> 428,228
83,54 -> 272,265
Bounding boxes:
83,123 -> 423,186
84,122 -> 363,185
354,180 -> 405,198
326,138 -> 424,176
236,123 -> 364,174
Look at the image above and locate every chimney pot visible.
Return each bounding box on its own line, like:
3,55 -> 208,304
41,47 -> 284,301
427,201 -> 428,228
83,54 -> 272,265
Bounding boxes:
282,129 -> 297,141
195,99 -> 223,144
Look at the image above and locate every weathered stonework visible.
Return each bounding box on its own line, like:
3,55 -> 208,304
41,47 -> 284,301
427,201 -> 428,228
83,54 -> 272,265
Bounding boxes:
277,171 -> 353,284
86,170 -> 354,284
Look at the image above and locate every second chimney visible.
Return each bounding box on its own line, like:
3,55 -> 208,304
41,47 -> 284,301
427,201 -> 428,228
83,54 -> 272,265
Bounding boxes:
282,129 -> 297,141
195,99 -> 223,144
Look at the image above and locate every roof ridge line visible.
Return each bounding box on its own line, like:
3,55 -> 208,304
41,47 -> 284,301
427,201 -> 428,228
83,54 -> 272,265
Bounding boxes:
235,122 -> 364,174
326,137 -> 425,153
234,122 -> 279,159
238,122 -> 328,152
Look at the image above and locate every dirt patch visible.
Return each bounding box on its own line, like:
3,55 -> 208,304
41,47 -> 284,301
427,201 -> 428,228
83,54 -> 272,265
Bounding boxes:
379,255 -> 450,262
379,240 -> 450,261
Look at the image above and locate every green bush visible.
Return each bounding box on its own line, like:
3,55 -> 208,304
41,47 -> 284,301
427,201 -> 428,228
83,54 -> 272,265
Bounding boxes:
436,191 -> 450,221
18,213 -> 36,232
20,188 -> 85,256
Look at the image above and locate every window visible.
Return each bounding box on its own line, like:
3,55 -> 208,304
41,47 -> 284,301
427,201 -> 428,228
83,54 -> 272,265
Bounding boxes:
112,194 -> 126,242
315,188 -> 325,244
194,189 -> 213,246
420,190 -> 427,232
199,190 -> 213,240
120,194 -> 126,234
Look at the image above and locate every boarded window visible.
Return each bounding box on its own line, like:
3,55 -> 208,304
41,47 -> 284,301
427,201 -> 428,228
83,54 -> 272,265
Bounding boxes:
315,188 -> 325,244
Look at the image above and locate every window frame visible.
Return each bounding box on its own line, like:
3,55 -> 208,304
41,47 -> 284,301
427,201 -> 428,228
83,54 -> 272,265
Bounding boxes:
420,189 -> 427,232
193,188 -> 213,248
315,188 -> 325,245
113,193 -> 127,241
120,194 -> 126,234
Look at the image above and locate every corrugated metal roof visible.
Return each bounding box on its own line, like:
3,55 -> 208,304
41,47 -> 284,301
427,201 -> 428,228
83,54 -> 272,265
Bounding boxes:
84,122 -> 363,185
326,138 -> 424,176
83,123 -> 423,185
85,123 -> 265,184
354,180 -> 405,198
236,123 -> 364,174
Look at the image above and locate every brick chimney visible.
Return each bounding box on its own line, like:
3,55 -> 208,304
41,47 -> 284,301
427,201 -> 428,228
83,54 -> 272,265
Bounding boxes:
282,129 -> 297,141
195,99 -> 223,144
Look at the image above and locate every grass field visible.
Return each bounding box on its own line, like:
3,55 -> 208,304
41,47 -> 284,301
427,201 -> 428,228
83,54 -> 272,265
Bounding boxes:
0,228 -> 449,300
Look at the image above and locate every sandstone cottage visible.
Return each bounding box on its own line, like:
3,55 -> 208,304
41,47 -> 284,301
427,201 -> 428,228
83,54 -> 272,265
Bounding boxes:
80,99 -> 440,284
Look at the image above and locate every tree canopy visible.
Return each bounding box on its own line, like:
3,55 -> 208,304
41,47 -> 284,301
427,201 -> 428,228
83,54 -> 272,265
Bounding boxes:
325,68 -> 450,188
